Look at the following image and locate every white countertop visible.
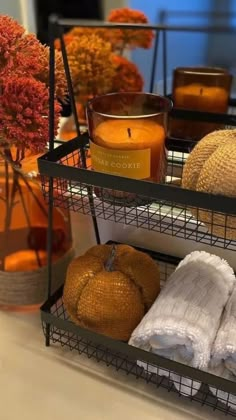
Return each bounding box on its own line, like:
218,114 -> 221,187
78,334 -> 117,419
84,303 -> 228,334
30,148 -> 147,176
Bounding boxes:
0,309 -> 228,420
0,214 -> 230,420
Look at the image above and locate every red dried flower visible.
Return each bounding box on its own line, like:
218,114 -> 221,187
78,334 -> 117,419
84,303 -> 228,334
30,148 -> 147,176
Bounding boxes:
0,16 -> 67,100
16,36 -> 67,100
0,15 -> 24,68
107,7 -> 154,50
0,77 -> 61,152
112,55 -> 143,92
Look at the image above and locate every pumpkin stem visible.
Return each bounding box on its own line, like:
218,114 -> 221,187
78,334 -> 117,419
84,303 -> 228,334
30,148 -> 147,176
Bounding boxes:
105,245 -> 116,272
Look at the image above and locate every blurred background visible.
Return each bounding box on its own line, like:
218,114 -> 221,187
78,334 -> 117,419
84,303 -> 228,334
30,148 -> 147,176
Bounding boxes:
3,0 -> 236,92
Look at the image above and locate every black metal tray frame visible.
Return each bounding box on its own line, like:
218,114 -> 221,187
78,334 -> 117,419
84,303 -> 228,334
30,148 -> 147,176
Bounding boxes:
39,16 -> 236,417
41,243 -> 236,417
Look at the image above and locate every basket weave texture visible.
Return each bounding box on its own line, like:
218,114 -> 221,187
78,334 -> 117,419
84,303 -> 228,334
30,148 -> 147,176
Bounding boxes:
182,129 -> 236,240
63,244 -> 160,340
0,247 -> 75,306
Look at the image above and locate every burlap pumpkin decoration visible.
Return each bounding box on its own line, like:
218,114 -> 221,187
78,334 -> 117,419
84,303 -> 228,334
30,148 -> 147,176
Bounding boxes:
63,244 -> 160,340
182,129 -> 236,240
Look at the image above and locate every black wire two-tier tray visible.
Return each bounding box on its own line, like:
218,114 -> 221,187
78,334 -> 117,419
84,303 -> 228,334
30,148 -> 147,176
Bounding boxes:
38,15 -> 236,417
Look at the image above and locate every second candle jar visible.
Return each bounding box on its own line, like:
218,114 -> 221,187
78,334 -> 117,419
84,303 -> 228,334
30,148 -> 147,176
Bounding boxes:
170,67 -> 232,141
87,93 -> 172,190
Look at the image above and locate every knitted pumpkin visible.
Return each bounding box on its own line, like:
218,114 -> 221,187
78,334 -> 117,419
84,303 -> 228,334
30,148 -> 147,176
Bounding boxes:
182,129 -> 236,239
63,244 -> 160,340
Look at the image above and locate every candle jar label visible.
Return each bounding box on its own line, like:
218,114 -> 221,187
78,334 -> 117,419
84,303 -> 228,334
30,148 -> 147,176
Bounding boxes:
90,141 -> 151,179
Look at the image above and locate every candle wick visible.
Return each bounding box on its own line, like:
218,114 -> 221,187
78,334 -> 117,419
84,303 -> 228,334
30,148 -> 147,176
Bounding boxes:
200,88 -> 203,95
127,128 -> 131,138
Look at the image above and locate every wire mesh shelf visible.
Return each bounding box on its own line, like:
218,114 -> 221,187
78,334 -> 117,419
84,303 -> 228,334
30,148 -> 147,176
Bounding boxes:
41,244 -> 236,417
38,131 -> 236,251
40,16 -> 236,418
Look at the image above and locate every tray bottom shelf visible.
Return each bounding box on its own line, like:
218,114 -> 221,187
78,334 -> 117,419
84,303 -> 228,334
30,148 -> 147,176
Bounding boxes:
41,246 -> 236,417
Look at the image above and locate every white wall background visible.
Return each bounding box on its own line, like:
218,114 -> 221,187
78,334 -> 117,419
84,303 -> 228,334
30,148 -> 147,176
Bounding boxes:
0,0 -> 36,32
0,0 -> 21,21
103,0 -> 126,18
129,0 -> 212,91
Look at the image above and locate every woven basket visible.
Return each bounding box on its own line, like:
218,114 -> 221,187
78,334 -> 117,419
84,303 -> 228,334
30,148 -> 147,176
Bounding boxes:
0,247 -> 75,307
182,129 -> 236,240
63,244 -> 160,341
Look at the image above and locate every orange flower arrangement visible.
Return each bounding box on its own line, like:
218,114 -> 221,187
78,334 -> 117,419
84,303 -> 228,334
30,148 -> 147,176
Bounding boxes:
112,55 -> 143,92
66,33 -> 115,96
107,8 -> 154,51
55,7 -> 153,101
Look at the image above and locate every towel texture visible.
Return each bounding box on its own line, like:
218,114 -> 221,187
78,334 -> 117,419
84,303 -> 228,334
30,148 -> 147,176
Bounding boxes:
210,287 -> 236,408
129,251 -> 235,396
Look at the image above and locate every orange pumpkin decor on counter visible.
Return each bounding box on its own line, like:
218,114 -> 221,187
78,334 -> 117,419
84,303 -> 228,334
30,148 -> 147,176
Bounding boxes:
63,244 -> 160,341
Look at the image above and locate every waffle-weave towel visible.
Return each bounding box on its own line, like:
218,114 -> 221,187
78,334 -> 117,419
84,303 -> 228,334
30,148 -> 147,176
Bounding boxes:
210,287 -> 236,409
129,251 -> 235,396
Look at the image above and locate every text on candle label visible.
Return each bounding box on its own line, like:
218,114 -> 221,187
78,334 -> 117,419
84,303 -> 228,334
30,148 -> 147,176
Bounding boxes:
89,141 -> 151,179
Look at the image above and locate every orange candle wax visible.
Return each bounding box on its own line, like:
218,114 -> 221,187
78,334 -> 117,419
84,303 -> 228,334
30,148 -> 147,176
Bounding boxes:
174,83 -> 228,112
91,118 -> 166,181
171,83 -> 229,139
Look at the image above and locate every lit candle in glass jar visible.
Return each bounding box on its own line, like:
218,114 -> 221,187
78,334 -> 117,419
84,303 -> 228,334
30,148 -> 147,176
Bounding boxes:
87,93 -> 172,184
174,83 -> 228,113
170,67 -> 232,140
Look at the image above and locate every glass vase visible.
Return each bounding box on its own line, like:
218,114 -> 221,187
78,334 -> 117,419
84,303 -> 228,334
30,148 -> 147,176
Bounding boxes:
0,147 -> 74,311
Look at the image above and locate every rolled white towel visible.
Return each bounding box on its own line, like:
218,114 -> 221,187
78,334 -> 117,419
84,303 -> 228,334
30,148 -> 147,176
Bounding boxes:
210,287 -> 236,409
129,251 -> 235,396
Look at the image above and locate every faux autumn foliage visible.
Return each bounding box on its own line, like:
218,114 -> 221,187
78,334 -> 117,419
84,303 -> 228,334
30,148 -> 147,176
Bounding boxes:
107,7 -> 154,51
0,15 -> 66,152
55,7 -> 154,100
66,33 -> 115,96
112,55 -> 144,92
0,76 -> 61,152
0,15 -> 66,271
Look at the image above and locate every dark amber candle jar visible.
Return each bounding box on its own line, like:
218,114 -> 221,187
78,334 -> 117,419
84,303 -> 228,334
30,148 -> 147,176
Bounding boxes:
170,67 -> 232,140
86,92 -> 172,205
87,92 -> 172,182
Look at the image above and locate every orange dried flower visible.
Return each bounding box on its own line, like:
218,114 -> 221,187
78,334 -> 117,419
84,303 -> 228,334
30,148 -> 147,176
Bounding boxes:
70,27 -> 107,40
55,28 -> 107,51
55,8 -> 153,98
107,7 -> 154,50
55,32 -> 74,50
67,33 -> 115,96
112,55 -> 143,92
0,76 -> 61,152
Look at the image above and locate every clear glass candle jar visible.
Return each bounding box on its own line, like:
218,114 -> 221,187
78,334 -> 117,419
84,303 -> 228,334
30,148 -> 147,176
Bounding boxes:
170,67 -> 232,141
86,92 -> 172,205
